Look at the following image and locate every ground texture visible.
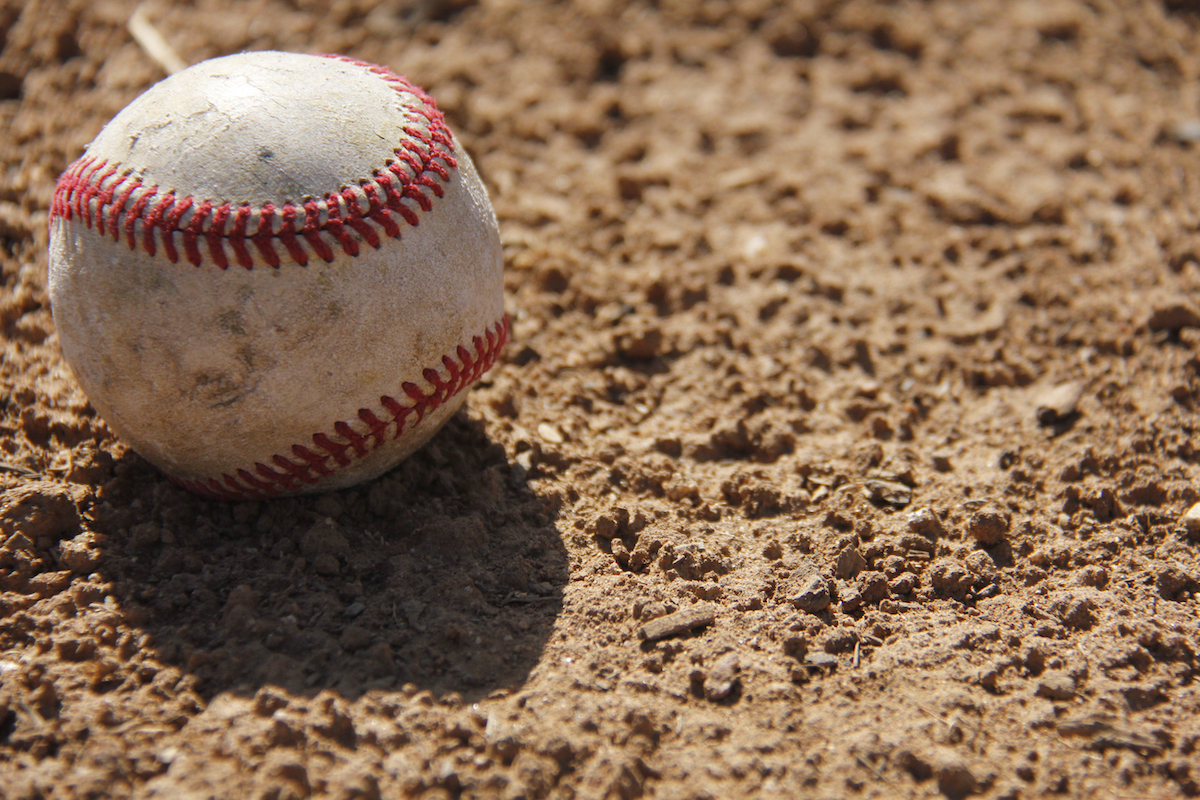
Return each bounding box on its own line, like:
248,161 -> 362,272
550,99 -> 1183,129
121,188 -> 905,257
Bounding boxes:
3,0 -> 1200,797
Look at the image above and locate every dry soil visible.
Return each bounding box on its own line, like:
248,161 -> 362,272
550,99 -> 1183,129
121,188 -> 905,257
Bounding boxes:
2,1 -> 1200,798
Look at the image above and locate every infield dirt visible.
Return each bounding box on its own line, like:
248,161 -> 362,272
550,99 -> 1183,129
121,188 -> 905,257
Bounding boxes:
2,1 -> 1200,798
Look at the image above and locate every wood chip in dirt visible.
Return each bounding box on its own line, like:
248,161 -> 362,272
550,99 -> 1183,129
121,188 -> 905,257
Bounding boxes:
639,603 -> 716,641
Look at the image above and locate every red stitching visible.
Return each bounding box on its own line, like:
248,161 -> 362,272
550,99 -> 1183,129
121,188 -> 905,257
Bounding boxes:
169,315 -> 509,500
50,56 -> 460,270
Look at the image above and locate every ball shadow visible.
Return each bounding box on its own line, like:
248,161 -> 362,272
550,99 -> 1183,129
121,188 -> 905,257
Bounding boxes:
91,411 -> 567,702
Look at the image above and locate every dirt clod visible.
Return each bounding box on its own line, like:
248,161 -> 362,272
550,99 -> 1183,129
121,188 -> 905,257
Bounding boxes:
966,510 -> 1009,545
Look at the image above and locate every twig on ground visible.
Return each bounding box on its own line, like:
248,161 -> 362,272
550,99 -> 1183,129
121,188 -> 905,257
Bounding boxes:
128,3 -> 187,75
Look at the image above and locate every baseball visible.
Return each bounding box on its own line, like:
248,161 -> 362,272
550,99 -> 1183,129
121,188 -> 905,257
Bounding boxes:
48,51 -> 507,500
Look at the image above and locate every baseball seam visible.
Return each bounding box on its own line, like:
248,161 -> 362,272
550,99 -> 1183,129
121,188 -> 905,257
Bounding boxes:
49,55 -> 457,270
171,314 -> 509,501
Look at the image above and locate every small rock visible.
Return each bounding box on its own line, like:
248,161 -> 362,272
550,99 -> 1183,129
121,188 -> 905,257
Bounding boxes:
1074,564 -> 1108,588
1051,595 -> 1096,631
339,625 -> 372,652
1035,673 -> 1077,701
840,585 -> 863,612
931,450 -> 954,472
788,572 -> 831,613
401,600 -> 426,631
1167,119 -> 1200,143
822,628 -> 859,654
966,510 -> 1009,545
863,478 -> 912,507
907,507 -> 946,538
896,750 -> 933,781
1148,301 -> 1200,332
368,642 -> 394,671
782,635 -> 808,659
1036,381 -> 1084,425
934,751 -> 980,800
859,571 -> 889,605
803,652 -> 839,670
537,423 -> 565,444
929,558 -> 974,599
343,602 -> 366,618
616,327 -> 663,359
835,547 -> 867,579
1180,503 -> 1200,542
1157,565 -> 1197,600
592,508 -> 630,539
703,652 -> 740,701
59,533 -> 101,573
889,572 -> 917,595
28,570 -> 72,597
976,667 -> 1000,691
964,550 -> 996,581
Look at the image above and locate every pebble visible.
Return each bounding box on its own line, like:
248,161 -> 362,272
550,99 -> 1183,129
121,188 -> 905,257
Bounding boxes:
703,652 -> 740,701
616,328 -> 664,359
964,550 -> 995,580
788,573 -> 831,613
1156,565 -> 1197,600
1167,119 -> 1200,142
1074,564 -> 1108,588
1180,502 -> 1200,541
929,558 -> 974,598
1035,381 -> 1083,425
1,482 -> 81,542
966,510 -> 1009,545
879,554 -> 906,578
1147,301 -> 1200,332
1034,673 -> 1077,701
537,423 -> 565,444
934,751 -> 980,800
301,518 -> 350,558
835,547 -> 867,579
839,585 -> 863,612
863,478 -> 912,506
782,635 -> 807,659
859,571 -> 889,605
59,533 -> 101,572
907,507 -> 945,538
803,652 -> 839,670
822,628 -> 859,654
889,572 -> 917,595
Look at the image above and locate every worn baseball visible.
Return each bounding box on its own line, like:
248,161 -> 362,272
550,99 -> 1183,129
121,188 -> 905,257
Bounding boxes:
48,52 -> 507,500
